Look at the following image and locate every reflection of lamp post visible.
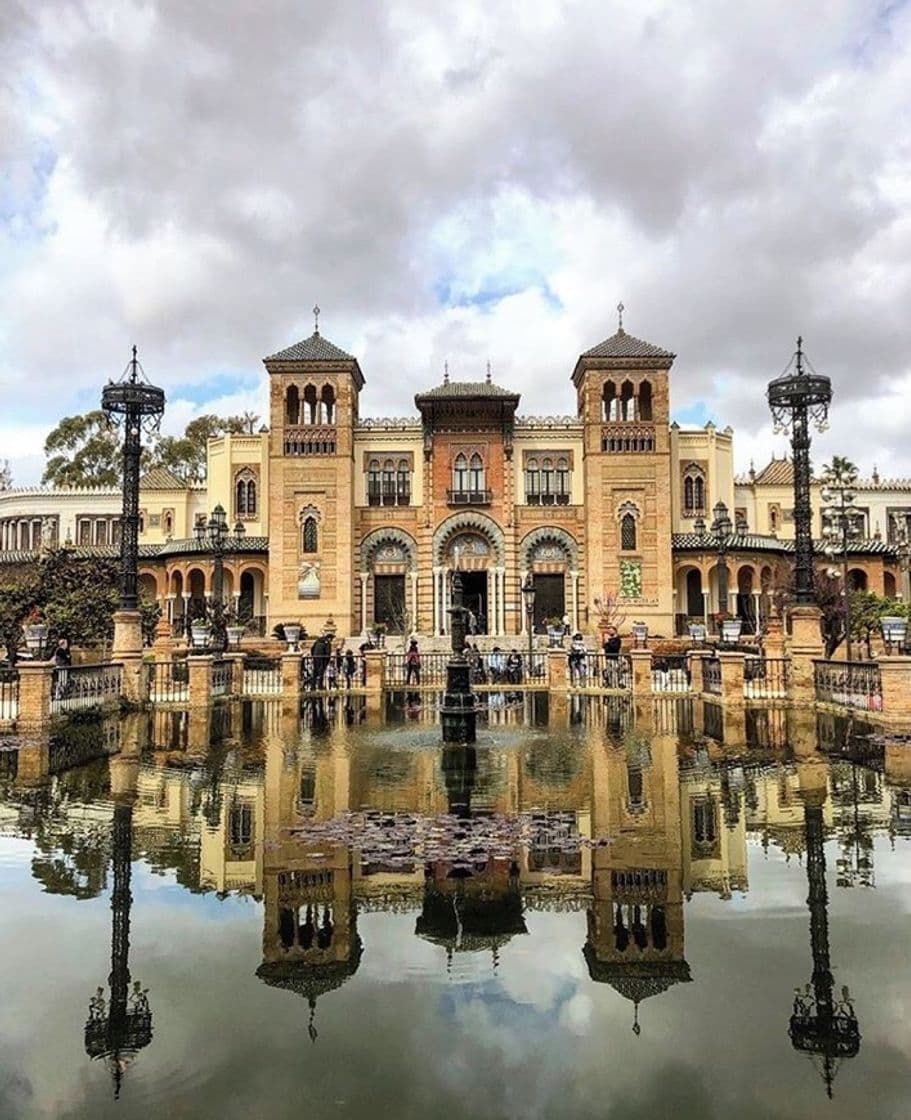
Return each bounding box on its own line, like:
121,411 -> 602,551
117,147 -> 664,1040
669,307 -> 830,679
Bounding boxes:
522,575 -> 536,675
768,337 -> 832,606
788,792 -> 860,1099
84,799 -> 152,1099
194,504 -> 246,606
821,472 -> 862,661
101,347 -> 165,611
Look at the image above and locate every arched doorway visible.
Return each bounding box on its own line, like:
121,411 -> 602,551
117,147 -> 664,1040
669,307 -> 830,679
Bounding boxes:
684,568 -> 703,619
359,528 -> 418,635
884,571 -> 897,599
432,513 -> 506,636
519,527 -> 580,633
187,568 -> 207,624
847,568 -> 868,592
736,567 -> 756,633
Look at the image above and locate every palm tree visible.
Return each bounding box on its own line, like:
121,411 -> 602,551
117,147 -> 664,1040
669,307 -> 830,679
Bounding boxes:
820,456 -> 858,485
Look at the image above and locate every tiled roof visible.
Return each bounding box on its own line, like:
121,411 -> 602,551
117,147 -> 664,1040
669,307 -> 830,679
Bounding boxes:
0,545 -> 162,565
751,458 -> 794,486
415,380 -> 520,403
140,466 -> 185,490
672,533 -> 897,555
581,328 -> 674,360
155,536 -> 269,557
265,331 -> 354,362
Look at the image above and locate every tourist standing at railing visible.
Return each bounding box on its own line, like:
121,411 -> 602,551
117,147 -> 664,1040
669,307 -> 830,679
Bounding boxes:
405,638 -> 422,685
489,647 -> 506,683
601,626 -> 622,688
344,649 -> 357,688
602,627 -> 622,658
506,648 -> 522,684
310,634 -> 331,690
54,637 -> 72,699
568,632 -> 587,684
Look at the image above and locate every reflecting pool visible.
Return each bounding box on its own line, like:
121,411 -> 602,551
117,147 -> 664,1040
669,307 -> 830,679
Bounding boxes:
1,694 -> 909,1119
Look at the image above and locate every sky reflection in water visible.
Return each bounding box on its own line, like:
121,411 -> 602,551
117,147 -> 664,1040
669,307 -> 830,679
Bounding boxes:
0,694 -> 909,1120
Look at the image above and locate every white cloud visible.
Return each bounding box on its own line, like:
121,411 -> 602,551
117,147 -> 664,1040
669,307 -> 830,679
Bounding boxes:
2,0 -> 911,485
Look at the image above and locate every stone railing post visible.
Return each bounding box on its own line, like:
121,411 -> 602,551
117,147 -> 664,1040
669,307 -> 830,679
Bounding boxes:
17,662 -> 54,725
113,608 -> 145,705
152,618 -> 175,663
281,651 -> 302,695
876,658 -> 911,719
363,650 -> 386,695
718,651 -> 746,704
788,605 -> 824,703
225,652 -> 246,697
688,650 -> 709,695
763,616 -> 786,660
188,655 -> 214,708
630,650 -> 653,697
548,649 -> 568,692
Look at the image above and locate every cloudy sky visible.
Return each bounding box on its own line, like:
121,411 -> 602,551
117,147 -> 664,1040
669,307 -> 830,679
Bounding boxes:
2,0 -> 911,486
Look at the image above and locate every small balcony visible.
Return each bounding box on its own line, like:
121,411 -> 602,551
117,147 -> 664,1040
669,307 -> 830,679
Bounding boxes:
447,489 -> 493,507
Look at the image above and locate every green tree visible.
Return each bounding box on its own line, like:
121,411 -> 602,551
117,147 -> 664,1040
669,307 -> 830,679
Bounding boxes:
849,591 -> 909,658
820,456 -> 859,485
151,413 -> 248,484
0,575 -> 40,661
42,410 -> 123,488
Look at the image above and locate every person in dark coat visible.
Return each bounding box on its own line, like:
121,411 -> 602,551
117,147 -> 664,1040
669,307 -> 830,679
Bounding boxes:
310,634 -> 332,690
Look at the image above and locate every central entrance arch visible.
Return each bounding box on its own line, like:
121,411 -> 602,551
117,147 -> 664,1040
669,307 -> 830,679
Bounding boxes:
432,513 -> 506,636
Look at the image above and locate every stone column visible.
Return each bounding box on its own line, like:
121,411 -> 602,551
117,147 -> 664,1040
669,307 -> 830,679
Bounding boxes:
281,651 -> 301,696
570,570 -> 579,632
432,567 -> 441,636
630,649 -> 653,697
488,568 -> 497,637
360,572 -> 369,635
789,605 -> 824,703
752,590 -> 762,634
702,588 -> 710,632
519,569 -> 529,636
17,663 -> 54,725
410,570 -> 418,632
112,608 -> 145,705
718,651 -> 746,704
181,593 -> 191,636
442,570 -> 450,636
548,648 -> 568,691
188,655 -> 214,708
877,658 -> 911,719
689,650 -> 710,695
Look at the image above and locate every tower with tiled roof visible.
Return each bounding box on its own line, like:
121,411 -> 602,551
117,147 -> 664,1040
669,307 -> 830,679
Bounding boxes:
572,305 -> 676,633
264,307 -> 364,632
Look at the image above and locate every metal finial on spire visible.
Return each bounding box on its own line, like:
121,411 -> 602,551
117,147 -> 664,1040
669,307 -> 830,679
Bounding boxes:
313,305 -> 321,335
443,360 -> 449,385
795,335 -> 803,374
486,360 -> 492,384
130,345 -> 138,383
617,301 -> 625,333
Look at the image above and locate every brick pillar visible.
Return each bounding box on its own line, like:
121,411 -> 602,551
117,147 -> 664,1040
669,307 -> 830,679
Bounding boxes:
363,650 -> 386,695
877,658 -> 911,719
884,741 -> 911,785
629,650 -> 652,697
718,651 -> 746,704
113,608 -> 145,706
548,649 -> 568,691
225,653 -> 246,697
15,734 -> 50,788
789,605 -> 824,702
188,655 -> 214,708
187,707 -> 212,754
763,615 -> 785,660
153,618 -> 174,663
17,663 -> 53,725
281,652 -> 302,695
689,651 -> 709,695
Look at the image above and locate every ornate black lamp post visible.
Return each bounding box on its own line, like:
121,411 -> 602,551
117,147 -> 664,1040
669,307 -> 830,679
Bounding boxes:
194,504 -> 246,605
788,790 -> 861,1098
101,347 -> 165,611
522,574 -> 536,677
85,796 -> 152,1098
767,338 -> 832,605
441,558 -> 476,744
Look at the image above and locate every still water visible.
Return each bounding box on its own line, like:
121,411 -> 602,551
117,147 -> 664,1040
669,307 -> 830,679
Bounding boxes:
0,694 -> 909,1120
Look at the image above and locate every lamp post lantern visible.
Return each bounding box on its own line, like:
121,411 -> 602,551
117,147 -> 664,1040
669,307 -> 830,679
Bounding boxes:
522,574 -> 536,676
767,338 -> 832,605
194,504 -> 246,607
101,347 -> 165,611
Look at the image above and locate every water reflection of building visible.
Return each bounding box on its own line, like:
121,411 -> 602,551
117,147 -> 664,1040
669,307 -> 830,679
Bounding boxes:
679,746 -> 748,900
585,724 -> 691,1032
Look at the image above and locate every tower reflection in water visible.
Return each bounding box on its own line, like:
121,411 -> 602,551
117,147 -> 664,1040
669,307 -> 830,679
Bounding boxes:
3,697 -> 891,1099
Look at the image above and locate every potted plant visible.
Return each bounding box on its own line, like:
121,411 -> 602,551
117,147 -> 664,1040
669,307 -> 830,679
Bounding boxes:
631,620 -> 649,647
717,613 -> 743,644
687,622 -> 707,645
22,607 -> 48,653
284,621 -> 302,649
543,616 -> 565,647
224,608 -> 246,649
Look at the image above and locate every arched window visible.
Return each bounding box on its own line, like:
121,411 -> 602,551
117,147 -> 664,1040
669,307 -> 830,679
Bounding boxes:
236,478 -> 248,515
683,466 -> 706,516
602,380 -> 617,422
621,380 -> 635,421
621,512 -> 637,551
246,479 -> 256,515
525,458 -> 540,504
453,454 -> 468,493
638,381 -> 653,421
556,458 -> 570,505
382,459 -> 396,506
302,517 -> 318,553
541,458 -> 554,504
163,511 -> 173,536
693,797 -> 717,847
367,459 -> 381,506
303,384 -> 318,425
469,454 -> 485,493
321,383 -> 335,424
769,505 -> 779,533
285,385 -> 300,425
396,459 -> 411,505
